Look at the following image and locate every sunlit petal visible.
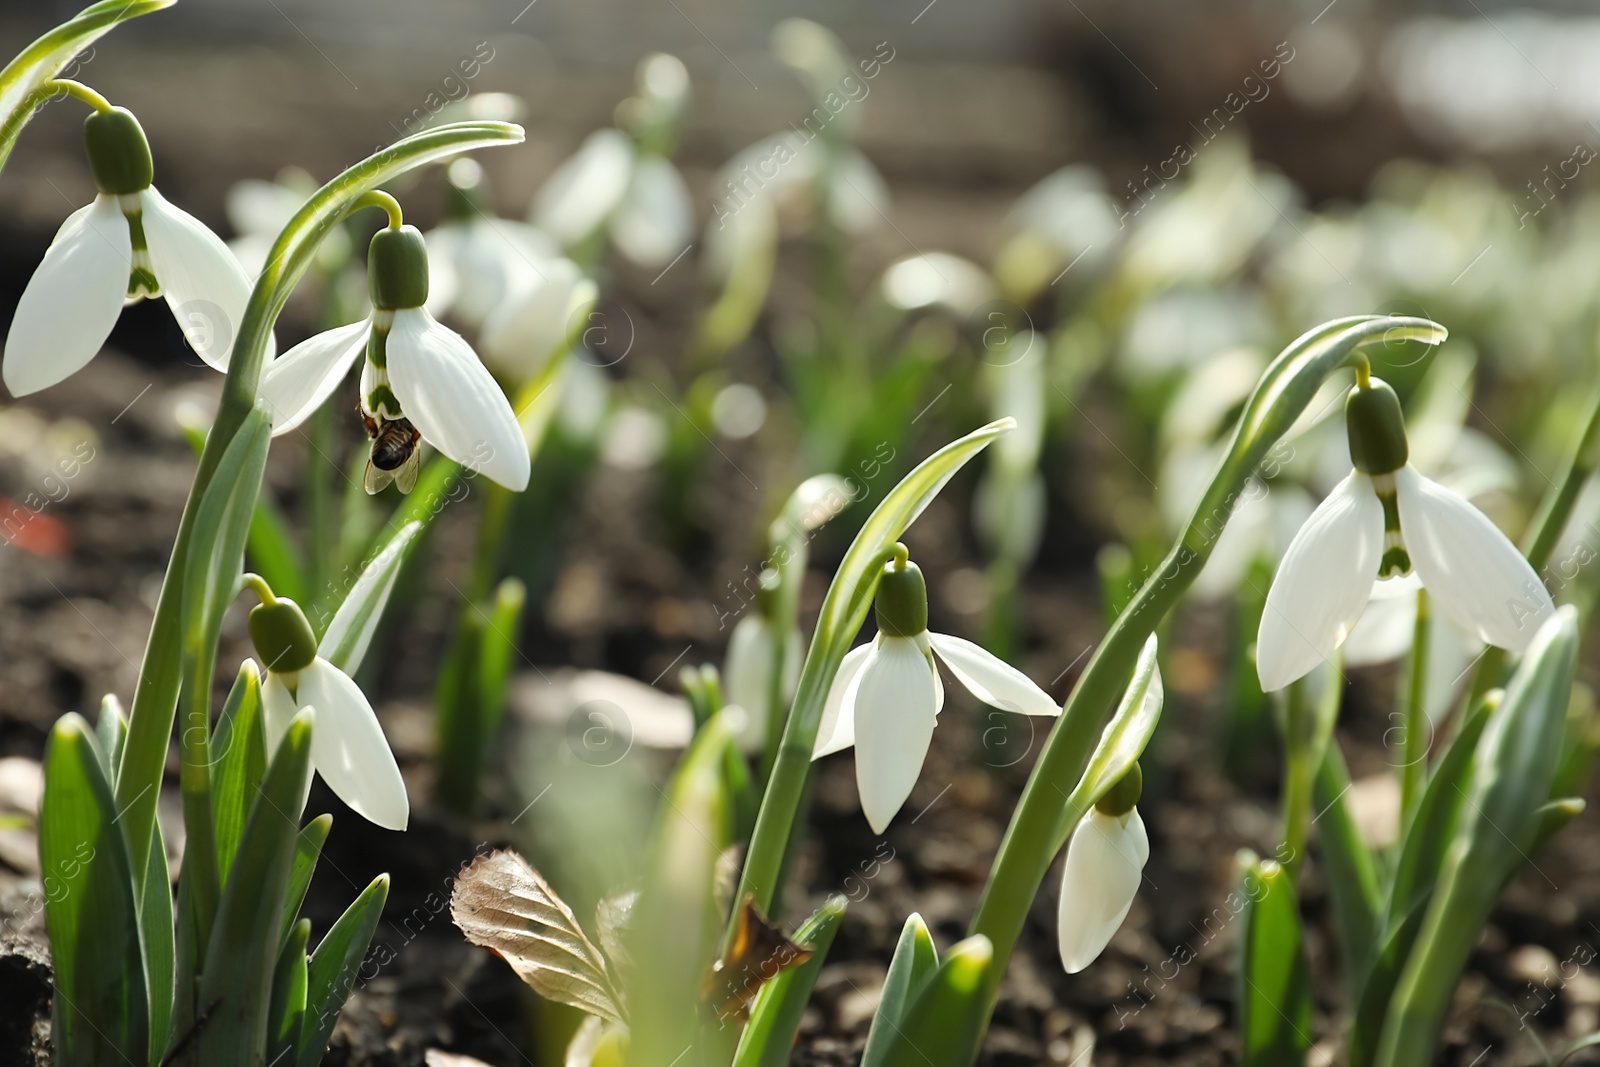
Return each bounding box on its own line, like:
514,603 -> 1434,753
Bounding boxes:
298,658 -> 409,831
141,187 -> 263,371
3,195 -> 129,396
1257,471 -> 1384,691
928,632 -> 1058,716
1396,465 -> 1554,652
258,318 -> 370,434
386,307 -> 530,491
852,635 -> 938,833
1057,808 -> 1147,973
812,641 -> 873,758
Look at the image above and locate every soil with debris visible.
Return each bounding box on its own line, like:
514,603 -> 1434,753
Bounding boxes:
2,340 -> 1599,1067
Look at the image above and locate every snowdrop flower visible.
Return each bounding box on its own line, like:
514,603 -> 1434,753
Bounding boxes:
425,158 -> 560,328
479,256 -> 598,382
722,572 -> 803,753
813,547 -> 1060,832
532,56 -> 693,269
5,104 -> 257,396
1257,375 -> 1553,692
248,588 -> 408,830
1058,764 -> 1148,973
259,220 -> 530,493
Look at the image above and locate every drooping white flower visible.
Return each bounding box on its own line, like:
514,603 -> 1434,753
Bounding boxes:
1257,376 -> 1553,692
258,223 -> 530,493
4,106 -> 258,396
250,594 -> 408,830
479,257 -> 598,382
812,554 -> 1059,832
1057,795 -> 1148,974
425,158 -> 561,328
531,127 -> 692,269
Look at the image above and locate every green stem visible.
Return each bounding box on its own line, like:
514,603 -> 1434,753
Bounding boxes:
963,316 -> 1444,1040
240,572 -> 276,605
1279,678 -> 1316,885
112,121 -> 524,885
1399,590 -> 1430,821
39,77 -> 112,111
349,189 -> 404,230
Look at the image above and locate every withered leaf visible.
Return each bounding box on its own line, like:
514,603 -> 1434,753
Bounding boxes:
451,849 -> 624,1023
593,889 -> 637,974
700,894 -> 814,1020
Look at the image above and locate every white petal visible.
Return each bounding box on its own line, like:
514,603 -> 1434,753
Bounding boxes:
258,318 -> 370,434
928,633 -> 1058,716
261,669 -> 299,754
4,195 -> 129,396
141,187 -> 261,372
812,642 -> 873,758
1257,470 -> 1384,691
1396,465 -> 1554,653
1340,577 -> 1422,667
852,636 -> 939,834
427,218 -> 559,325
533,129 -> 634,245
1057,808 -> 1147,973
385,308 -> 530,490
480,257 -> 593,380
612,155 -> 693,268
297,659 -> 409,830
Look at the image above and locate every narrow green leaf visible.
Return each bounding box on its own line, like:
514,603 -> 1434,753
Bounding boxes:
211,661 -> 267,881
1349,902 -> 1429,1067
141,815 -> 175,1066
318,520 -> 423,673
1050,634 -> 1162,852
877,935 -> 994,1067
197,711 -> 314,1064
268,919 -> 311,1066
95,693 -> 126,785
1311,744 -> 1378,1003
281,815 -> 334,946
182,406 -> 271,661
1530,797 -> 1585,855
1236,855 -> 1312,1067
299,874 -> 391,1067
38,713 -> 146,1066
862,912 -> 940,1067
733,896 -> 847,1067
0,0 -> 174,169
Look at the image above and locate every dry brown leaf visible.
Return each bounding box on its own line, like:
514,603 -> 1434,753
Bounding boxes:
451,849 -> 624,1023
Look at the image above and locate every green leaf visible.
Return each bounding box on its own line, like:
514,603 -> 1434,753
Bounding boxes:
1349,901 -> 1428,1067
197,710 -> 314,1064
0,0 -> 174,170
475,576 -> 525,761
38,713 -> 147,1067
281,815 -> 333,947
734,896 -> 847,1067
211,661 -> 267,881
95,693 -> 126,785
141,814 -> 175,1066
1311,743 -> 1379,1004
739,419 -> 1015,916
1050,634 -> 1162,851
1236,854 -> 1312,1067
876,935 -> 994,1067
268,919 -> 310,1067
862,912 -> 940,1067
299,874 -> 390,1067
1373,608 -> 1580,1067
318,519 -> 423,674
626,713 -> 737,1057
182,406 -> 272,663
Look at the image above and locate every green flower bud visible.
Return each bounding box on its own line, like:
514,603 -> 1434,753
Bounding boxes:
249,598 -> 318,674
874,556 -> 928,638
1346,377 -> 1409,475
1094,762 -> 1142,817
367,224 -> 430,310
755,567 -> 780,619
83,107 -> 153,196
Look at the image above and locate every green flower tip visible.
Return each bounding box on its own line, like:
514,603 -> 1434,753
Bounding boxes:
83,106 -> 152,196
368,224 -> 430,310
248,598 -> 319,674
1345,376 -> 1409,475
874,554 -> 928,638
1094,761 -> 1142,817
